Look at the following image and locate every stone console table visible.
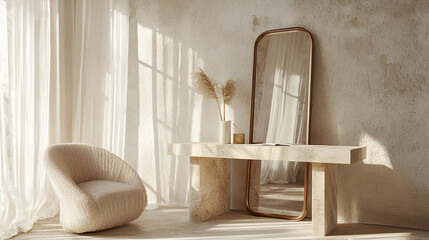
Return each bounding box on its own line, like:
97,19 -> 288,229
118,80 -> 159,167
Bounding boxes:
169,143 -> 366,236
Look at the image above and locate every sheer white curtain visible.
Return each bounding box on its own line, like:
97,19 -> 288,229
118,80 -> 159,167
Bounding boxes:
72,0 -> 129,158
0,1 -> 60,238
0,0 -> 129,239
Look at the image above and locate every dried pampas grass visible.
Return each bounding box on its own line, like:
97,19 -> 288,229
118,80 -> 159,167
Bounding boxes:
192,69 -> 218,100
191,69 -> 236,121
221,80 -> 236,120
192,69 -> 223,120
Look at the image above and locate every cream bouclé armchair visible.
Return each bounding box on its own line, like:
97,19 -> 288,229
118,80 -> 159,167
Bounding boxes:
45,143 -> 147,233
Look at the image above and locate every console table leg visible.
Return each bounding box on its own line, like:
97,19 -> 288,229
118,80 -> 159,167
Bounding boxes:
189,157 -> 230,221
312,163 -> 337,236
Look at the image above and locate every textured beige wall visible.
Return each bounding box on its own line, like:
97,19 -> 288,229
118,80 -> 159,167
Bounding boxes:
127,0 -> 429,230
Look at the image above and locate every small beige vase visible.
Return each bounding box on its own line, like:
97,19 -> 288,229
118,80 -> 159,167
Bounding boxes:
219,120 -> 231,144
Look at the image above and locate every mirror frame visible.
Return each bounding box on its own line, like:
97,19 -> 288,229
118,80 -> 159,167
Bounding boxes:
245,27 -> 313,220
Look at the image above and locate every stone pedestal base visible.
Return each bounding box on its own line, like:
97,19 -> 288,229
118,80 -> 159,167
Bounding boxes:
190,157 -> 230,221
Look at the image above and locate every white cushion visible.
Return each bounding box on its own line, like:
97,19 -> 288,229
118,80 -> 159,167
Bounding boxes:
79,180 -> 141,200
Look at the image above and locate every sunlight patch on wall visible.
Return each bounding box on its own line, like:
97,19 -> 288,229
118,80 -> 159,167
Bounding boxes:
137,25 -> 153,65
189,47 -> 202,142
136,23 -> 158,206
359,132 -> 392,168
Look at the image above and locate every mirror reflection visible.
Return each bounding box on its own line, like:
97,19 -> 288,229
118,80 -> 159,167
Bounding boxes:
247,28 -> 312,219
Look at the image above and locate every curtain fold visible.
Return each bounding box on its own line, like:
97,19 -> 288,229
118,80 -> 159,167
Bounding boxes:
72,0 -> 129,158
0,0 -> 129,239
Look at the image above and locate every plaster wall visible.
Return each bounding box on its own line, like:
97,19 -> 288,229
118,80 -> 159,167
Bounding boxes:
126,0 -> 429,230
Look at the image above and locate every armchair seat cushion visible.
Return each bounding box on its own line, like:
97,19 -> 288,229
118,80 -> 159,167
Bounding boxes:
79,180 -> 141,200
75,180 -> 146,232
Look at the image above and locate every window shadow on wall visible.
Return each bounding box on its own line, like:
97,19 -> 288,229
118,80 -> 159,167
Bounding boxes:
124,0 -> 222,208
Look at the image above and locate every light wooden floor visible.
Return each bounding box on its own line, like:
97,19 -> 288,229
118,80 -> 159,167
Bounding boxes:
13,206 -> 429,240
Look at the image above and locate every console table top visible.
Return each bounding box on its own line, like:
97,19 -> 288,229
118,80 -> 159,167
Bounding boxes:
169,142 -> 366,164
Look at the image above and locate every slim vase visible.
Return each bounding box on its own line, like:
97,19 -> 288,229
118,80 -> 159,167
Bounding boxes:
219,120 -> 231,144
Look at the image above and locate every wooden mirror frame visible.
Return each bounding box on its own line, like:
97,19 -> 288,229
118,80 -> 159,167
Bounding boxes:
245,27 -> 313,220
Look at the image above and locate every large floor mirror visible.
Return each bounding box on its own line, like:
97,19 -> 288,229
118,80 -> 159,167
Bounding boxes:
246,28 -> 313,220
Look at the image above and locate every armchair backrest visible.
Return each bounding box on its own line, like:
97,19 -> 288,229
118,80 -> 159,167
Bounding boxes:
45,144 -> 102,184
45,143 -> 142,188
45,143 -> 136,185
